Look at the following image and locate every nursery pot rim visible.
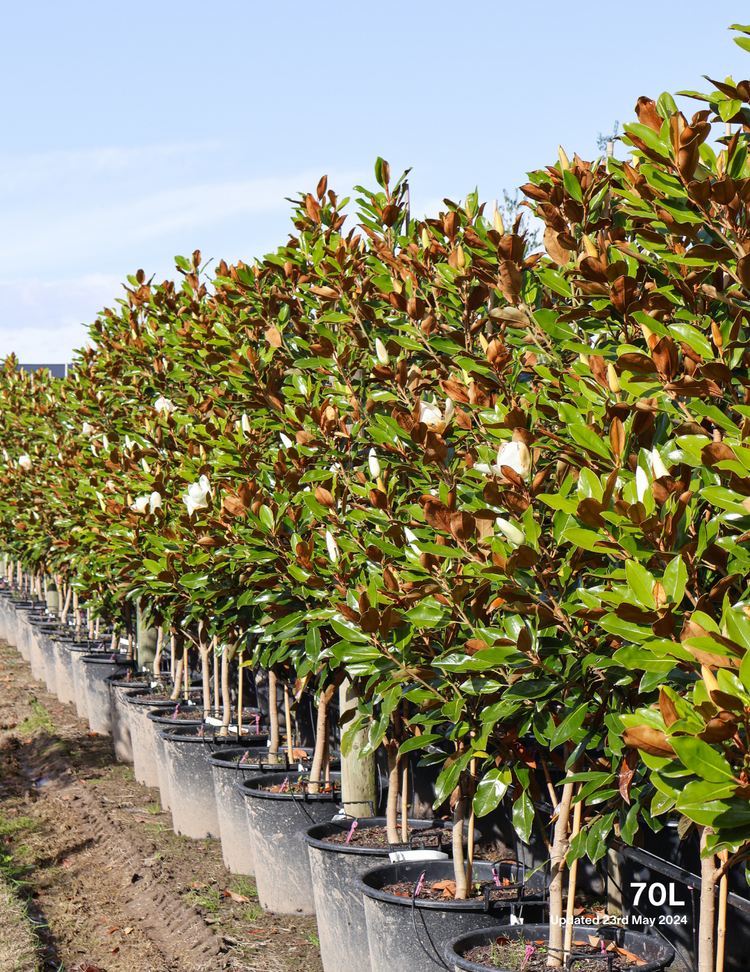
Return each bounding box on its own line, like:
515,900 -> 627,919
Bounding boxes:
238,770 -> 342,802
356,859 -> 516,913
443,922 -> 676,972
156,724 -> 257,744
302,817 -> 479,857
81,654 -> 136,668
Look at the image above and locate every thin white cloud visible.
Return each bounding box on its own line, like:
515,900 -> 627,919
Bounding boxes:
0,275 -> 121,361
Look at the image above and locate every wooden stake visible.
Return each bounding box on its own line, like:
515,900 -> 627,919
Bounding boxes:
268,669 -> 280,763
563,787 -> 584,957
220,645 -> 230,737
717,850 -> 729,972
401,699 -> 409,843
212,638 -> 219,717
153,626 -> 164,678
284,681 -> 294,763
465,756 -> 477,889
237,648 -> 244,738
170,633 -> 176,685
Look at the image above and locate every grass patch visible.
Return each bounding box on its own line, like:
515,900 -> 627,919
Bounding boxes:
228,874 -> 257,900
16,702 -> 52,737
0,817 -> 33,839
0,876 -> 40,971
185,884 -> 222,914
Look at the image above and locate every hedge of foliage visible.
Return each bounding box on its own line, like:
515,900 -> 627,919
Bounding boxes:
7,27 -> 750,966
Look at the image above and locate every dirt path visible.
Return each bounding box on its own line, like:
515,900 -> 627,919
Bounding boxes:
0,640 -> 323,972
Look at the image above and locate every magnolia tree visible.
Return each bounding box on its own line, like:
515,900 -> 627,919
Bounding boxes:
7,26 -> 750,972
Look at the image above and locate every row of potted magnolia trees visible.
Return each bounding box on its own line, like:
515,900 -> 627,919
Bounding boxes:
0,582 -> 677,972
4,29 -> 750,970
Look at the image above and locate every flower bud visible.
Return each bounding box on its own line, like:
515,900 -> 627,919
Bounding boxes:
582,234 -> 598,258
607,363 -> 620,394
651,448 -> 669,480
325,530 -> 340,564
492,203 -> 505,236
558,145 -> 571,171
496,518 -> 525,546
241,413 -> 251,434
421,228 -> 431,250
368,448 -> 381,479
455,245 -> 466,269
279,433 -> 293,449
375,338 -> 389,366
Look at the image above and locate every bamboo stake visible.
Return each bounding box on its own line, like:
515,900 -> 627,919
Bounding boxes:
170,638 -> 184,701
73,591 -> 79,633
268,669 -> 280,763
401,698 -> 409,843
465,756 -> 477,888
220,645 -> 230,736
563,786 -> 584,957
717,850 -> 729,972
237,648 -> 244,738
284,681 -> 294,764
212,638 -> 220,717
183,638 -> 189,700
170,633 -> 176,685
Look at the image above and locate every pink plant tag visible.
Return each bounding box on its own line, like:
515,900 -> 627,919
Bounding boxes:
493,870 -> 502,888
240,751 -> 249,764
255,715 -> 260,734
198,725 -> 203,738
522,944 -> 535,969
345,820 -> 358,844
279,777 -> 289,792
414,871 -> 426,898
173,705 -> 180,718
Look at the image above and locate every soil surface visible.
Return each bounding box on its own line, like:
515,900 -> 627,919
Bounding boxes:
464,936 -> 642,970
321,824 -> 447,848
0,640 -> 322,972
382,877 -> 524,902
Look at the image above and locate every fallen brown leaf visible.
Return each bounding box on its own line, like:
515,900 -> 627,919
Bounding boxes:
222,888 -> 250,903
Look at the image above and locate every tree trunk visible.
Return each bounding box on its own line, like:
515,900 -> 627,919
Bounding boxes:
547,771 -> 577,967
170,632 -> 184,701
60,585 -> 72,625
699,827 -> 717,972
212,639 -> 220,717
452,782 -> 469,901
110,628 -> 118,653
268,669 -> 280,763
310,685 -> 334,793
153,626 -> 164,679
219,646 -> 230,736
339,678 -> 377,817
385,738 -> 400,844
200,643 -> 211,722
284,681 -> 294,754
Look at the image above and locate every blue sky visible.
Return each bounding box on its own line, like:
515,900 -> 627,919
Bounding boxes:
1,0 -> 749,361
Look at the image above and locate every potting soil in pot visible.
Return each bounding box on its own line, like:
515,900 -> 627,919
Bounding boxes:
462,935 -> 650,971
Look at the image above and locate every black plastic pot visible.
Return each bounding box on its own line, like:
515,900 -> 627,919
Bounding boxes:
304,817 -> 484,972
80,653 -> 136,735
206,742 -> 277,875
107,675 -> 151,762
445,923 -> 675,972
208,744 -> 334,876
124,690 -> 190,789
157,724 -> 241,839
69,642 -> 106,720
356,860 -> 547,972
237,770 -> 342,916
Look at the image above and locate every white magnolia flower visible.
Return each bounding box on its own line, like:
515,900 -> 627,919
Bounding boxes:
241,413 -> 251,434
279,433 -> 294,449
651,448 -> 669,480
475,441 -> 531,482
418,397 -> 454,430
102,434 -> 109,450
325,530 -> 340,564
131,495 -> 150,514
18,455 -> 32,472
368,448 -> 381,479
404,527 -> 421,556
374,338 -> 389,366
154,396 -> 176,414
82,423 -> 94,437
183,475 -> 211,516
496,518 -> 525,546
636,465 -> 649,503
149,491 -> 162,513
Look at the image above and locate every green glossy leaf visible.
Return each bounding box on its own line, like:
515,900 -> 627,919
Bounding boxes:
670,736 -> 735,783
